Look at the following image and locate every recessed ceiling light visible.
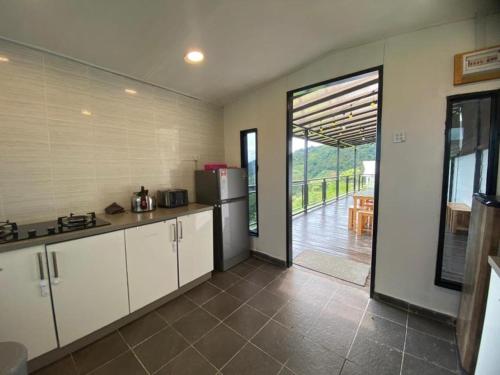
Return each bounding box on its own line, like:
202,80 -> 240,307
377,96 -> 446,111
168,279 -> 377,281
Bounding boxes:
184,50 -> 204,64
81,109 -> 92,116
0,56 -> 9,62
125,88 -> 137,95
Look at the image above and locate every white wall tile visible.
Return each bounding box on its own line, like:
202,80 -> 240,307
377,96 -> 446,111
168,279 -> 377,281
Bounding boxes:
0,39 -> 224,223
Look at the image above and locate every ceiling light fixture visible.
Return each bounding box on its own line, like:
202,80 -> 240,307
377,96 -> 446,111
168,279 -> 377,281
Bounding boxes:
184,50 -> 204,64
81,109 -> 92,116
0,56 -> 9,62
349,112 -> 353,119
370,101 -> 376,108
125,88 -> 137,95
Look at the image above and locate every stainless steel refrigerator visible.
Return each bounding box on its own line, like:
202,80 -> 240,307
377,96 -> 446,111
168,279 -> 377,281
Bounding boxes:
195,168 -> 250,271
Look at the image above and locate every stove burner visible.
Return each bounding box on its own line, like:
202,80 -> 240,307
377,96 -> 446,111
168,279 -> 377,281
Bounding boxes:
58,212 -> 97,229
0,221 -> 18,242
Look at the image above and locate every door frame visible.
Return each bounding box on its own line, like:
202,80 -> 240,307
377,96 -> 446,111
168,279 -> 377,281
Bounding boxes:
285,66 -> 384,298
435,89 -> 500,290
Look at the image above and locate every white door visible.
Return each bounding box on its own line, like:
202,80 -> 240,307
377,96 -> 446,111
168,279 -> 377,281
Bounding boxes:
125,220 -> 178,312
47,231 -> 129,346
0,246 -> 58,359
178,211 -> 214,286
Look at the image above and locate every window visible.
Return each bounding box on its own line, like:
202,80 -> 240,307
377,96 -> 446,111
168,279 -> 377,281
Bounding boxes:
241,129 -> 259,236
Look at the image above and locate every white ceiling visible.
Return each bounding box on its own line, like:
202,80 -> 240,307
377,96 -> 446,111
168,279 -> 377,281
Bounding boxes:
0,0 -> 498,104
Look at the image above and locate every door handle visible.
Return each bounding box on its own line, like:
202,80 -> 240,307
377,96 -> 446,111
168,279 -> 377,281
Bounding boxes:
171,223 -> 177,252
51,252 -> 60,285
37,252 -> 49,297
179,221 -> 183,241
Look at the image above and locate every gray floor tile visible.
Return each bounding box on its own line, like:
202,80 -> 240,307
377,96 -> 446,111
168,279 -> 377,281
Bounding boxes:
230,262 -> 256,277
286,338 -> 344,375
221,343 -> 282,375
245,268 -> 278,287
224,304 -> 269,339
156,347 -> 216,375
251,320 -> 305,363
172,308 -> 219,343
306,300 -> 364,357
185,282 -> 222,305
367,299 -> 407,326
194,324 -> 246,369
274,299 -> 324,335
402,353 -> 456,375
133,327 -> 189,373
347,336 -> 402,375
203,292 -> 243,320
119,312 -> 167,347
357,312 -> 406,350
265,277 -> 304,300
248,289 -> 288,317
90,351 -> 146,375
32,355 -> 77,375
407,313 -> 455,342
210,271 -> 242,290
278,367 -> 295,375
258,262 -> 287,275
244,257 -> 266,268
72,332 -> 128,374
226,279 -> 262,302
156,295 -> 197,324
405,328 -> 458,372
332,286 -> 369,310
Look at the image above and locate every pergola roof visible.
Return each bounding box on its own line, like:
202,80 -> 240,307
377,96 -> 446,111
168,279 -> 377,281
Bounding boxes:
292,71 -> 379,148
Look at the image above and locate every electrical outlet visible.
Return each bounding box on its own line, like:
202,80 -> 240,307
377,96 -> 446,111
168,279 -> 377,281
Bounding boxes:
392,131 -> 406,143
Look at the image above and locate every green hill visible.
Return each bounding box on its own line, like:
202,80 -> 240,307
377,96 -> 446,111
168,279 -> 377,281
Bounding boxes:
292,143 -> 375,181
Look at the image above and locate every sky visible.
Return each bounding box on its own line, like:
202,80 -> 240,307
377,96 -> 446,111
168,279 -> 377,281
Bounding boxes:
292,137 -> 322,152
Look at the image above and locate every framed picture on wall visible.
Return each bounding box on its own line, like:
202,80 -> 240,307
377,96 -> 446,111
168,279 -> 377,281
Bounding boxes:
454,45 -> 500,85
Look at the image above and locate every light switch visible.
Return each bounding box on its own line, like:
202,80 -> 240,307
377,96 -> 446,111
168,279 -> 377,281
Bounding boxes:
392,131 -> 406,143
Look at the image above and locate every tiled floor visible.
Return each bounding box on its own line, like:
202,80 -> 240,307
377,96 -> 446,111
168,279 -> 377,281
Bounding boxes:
34,258 -> 460,375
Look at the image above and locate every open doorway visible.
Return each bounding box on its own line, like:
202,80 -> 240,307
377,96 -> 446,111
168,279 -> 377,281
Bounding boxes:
286,67 -> 382,294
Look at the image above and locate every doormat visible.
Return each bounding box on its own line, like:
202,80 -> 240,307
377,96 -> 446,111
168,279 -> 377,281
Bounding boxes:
294,250 -> 370,286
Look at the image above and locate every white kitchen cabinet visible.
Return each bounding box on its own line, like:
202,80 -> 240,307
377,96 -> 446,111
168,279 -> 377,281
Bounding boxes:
178,211 -> 214,286
47,231 -> 129,346
125,220 -> 178,312
0,246 -> 58,359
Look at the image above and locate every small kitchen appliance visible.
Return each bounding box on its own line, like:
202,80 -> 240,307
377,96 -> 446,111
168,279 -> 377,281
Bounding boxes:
131,186 -> 156,213
157,189 -> 189,208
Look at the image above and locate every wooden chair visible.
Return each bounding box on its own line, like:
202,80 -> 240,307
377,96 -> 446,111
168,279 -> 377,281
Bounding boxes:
348,207 -> 355,229
357,210 -> 374,234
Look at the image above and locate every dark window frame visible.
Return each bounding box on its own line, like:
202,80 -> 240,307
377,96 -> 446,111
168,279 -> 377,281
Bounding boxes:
435,89 -> 500,291
241,128 -> 259,236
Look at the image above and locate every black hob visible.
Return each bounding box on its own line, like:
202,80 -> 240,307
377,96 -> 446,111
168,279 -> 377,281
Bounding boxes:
0,212 -> 110,244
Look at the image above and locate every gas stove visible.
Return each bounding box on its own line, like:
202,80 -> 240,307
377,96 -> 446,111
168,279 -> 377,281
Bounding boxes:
0,212 -> 110,244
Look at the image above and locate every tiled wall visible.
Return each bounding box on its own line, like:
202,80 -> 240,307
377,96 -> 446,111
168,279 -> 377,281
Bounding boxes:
0,39 -> 224,223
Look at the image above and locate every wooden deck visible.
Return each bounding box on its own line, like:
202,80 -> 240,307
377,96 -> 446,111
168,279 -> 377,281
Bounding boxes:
292,195 -> 372,265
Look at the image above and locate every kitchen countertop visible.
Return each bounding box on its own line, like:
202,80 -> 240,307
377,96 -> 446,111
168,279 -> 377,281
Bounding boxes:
0,203 -> 213,253
489,256 -> 500,278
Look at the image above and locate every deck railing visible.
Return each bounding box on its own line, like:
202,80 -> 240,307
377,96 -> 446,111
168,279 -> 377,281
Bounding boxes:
292,174 -> 374,214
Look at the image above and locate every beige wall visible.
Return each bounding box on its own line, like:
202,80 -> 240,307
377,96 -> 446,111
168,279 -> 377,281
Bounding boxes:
0,39 -> 224,224
224,15 -> 500,316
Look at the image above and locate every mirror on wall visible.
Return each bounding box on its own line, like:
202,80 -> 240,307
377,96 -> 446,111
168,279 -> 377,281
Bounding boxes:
436,90 -> 500,290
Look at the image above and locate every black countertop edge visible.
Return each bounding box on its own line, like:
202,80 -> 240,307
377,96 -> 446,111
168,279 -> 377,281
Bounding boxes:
0,204 -> 213,253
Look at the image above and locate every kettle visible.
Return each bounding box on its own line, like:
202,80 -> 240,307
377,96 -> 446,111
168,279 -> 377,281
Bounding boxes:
131,186 -> 156,212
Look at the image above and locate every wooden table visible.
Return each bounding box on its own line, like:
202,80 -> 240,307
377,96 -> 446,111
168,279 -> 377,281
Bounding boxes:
447,202 -> 471,233
352,190 -> 374,234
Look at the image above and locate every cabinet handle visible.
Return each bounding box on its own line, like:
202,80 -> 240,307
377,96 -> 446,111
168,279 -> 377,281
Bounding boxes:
37,252 -> 45,280
179,221 -> 183,241
171,223 -> 177,242
51,252 -> 60,284
37,252 -> 49,297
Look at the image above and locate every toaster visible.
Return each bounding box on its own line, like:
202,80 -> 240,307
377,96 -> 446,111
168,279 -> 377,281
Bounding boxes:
157,189 -> 189,208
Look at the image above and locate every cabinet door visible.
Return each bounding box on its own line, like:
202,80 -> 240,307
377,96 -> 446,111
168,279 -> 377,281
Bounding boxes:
47,231 -> 129,346
125,220 -> 178,312
178,211 -> 214,286
0,246 -> 57,359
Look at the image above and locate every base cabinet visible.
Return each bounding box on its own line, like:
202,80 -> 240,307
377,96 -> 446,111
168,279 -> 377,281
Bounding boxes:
178,211 -> 214,286
0,246 -> 58,359
47,231 -> 129,346
125,220 -> 179,312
